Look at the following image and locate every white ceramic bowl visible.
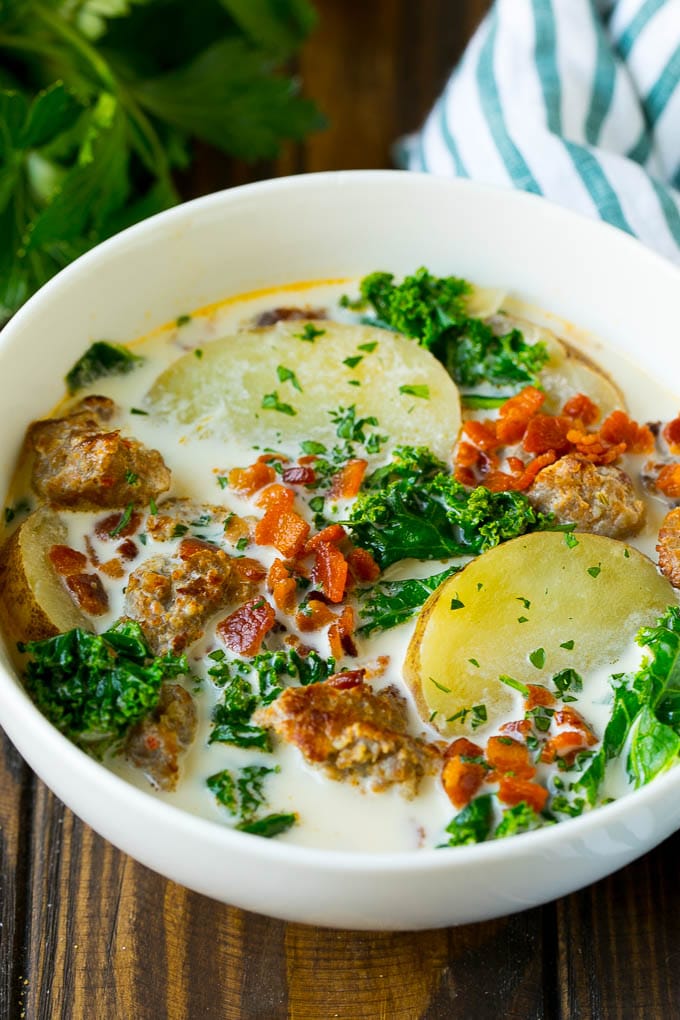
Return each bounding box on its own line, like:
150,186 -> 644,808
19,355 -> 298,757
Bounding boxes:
2,171 -> 680,930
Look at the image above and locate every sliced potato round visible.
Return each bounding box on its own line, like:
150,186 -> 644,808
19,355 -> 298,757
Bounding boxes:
0,508 -> 89,649
145,321 -> 461,461
404,532 -> 675,738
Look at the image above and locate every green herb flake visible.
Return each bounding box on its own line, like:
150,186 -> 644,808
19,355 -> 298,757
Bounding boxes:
518,616 -> 529,624
560,639 -> 575,650
343,356 -> 363,369
623,548 -> 631,559
469,658 -> 480,668
66,341 -> 144,394
262,391 -> 297,417
276,365 -> 303,392
194,348 -> 204,359
109,503 -> 134,538
499,674 -> 530,697
130,407 -> 149,416
529,647 -> 546,670
357,341 -> 378,353
587,563 -> 602,578
236,812 -> 297,838
176,314 -> 192,327
399,384 -> 430,399
217,476 -> 229,490
450,596 -> 465,611
517,597 -> 531,609
295,324 -> 325,342
125,470 -> 139,486
430,677 -> 451,694
301,441 -> 327,456
149,497 -> 158,516
564,532 -> 580,549
471,704 -> 487,730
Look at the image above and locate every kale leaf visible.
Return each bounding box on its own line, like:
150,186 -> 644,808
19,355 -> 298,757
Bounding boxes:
207,763 -> 278,819
19,619 -> 188,743
66,340 -> 144,393
345,267 -> 549,390
441,794 -> 493,847
494,802 -> 544,838
236,812 -> 297,837
357,565 -> 461,636
348,449 -> 553,569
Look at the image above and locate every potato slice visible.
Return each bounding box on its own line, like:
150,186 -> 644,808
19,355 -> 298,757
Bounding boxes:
0,508 -> 89,649
146,321 -> 461,462
404,532 -> 675,738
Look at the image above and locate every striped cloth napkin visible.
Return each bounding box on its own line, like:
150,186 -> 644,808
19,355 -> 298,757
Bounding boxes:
396,0 -> 680,264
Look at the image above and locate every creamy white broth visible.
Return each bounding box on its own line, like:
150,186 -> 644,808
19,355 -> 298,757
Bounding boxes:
7,279 -> 680,853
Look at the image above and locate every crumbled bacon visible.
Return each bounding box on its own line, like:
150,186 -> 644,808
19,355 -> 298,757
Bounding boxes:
216,597 -> 276,656
64,573 -> 109,616
228,462 -> 276,495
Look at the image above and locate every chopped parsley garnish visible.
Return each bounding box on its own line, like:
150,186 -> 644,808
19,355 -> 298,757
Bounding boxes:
295,323 -> 325,342
301,440 -> 327,455
399,384 -> 430,399
18,620 -> 189,745
109,503 -> 134,538
552,668 -> 583,700
217,476 -> 229,489
194,348 -> 204,359
529,647 -> 546,670
176,314 -> 192,327
125,470 -> 139,485
207,764 -> 280,822
517,597 -> 531,609
356,566 -> 460,635
130,407 -> 149,415
343,356 -> 363,369
500,674 -> 530,697
560,639 -> 575,650
450,596 -> 465,610
430,678 -> 451,694
149,497 -> 158,515
587,564 -> 602,578
461,394 -> 509,410
277,365 -> 303,391
262,391 -> 297,416
172,523 -> 189,538
357,341 -> 378,353
236,813 -> 297,838
66,341 -> 144,394
564,532 -> 580,549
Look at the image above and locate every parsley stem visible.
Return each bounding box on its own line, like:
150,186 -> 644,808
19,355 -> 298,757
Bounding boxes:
32,3 -> 118,91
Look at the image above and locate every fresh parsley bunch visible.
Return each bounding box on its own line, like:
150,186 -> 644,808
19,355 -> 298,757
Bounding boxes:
0,0 -> 323,321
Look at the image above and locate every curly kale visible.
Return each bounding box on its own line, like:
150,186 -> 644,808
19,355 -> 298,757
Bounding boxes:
19,620 -> 189,744
345,267 -> 549,389
348,448 -> 554,569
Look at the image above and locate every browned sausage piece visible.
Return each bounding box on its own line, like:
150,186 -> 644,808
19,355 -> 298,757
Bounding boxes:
528,454 -> 645,538
28,397 -> 170,510
124,539 -> 239,654
254,678 -> 441,797
658,507 -> 680,588
124,683 -> 197,791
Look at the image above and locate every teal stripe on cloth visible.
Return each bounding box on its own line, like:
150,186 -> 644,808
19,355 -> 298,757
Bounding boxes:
476,16 -> 542,192
437,90 -> 469,177
651,176 -> 680,245
532,0 -> 562,134
645,43 -> 680,125
617,0 -> 667,58
585,5 -> 618,144
562,140 -> 635,233
627,126 -> 654,164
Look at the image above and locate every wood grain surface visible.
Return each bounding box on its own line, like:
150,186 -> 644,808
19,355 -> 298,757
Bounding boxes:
3,2 -> 680,1017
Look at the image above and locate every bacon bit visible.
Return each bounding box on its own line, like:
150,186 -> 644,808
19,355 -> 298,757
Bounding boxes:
497,776 -> 549,813
328,605 -> 357,659
525,685 -> 556,710
64,573 -> 109,616
304,523 -> 347,553
217,597 -> 276,656
177,537 -> 215,560
462,419 -> 498,452
99,558 -> 125,579
347,546 -> 381,583
443,737 -> 483,760
267,558 -> 298,613
553,706 -> 597,741
255,506 -> 310,558
48,544 -> 88,576
297,454 -> 319,466
233,556 -> 267,584
282,465 -> 316,485
295,597 -> 337,632
95,509 -> 141,540
117,539 -> 138,561
363,655 -> 390,680
562,393 -> 600,425
326,668 -> 366,690
485,736 -> 536,779
566,427 -> 626,465
654,463 -> 680,499
498,718 -> 533,742
228,462 -> 276,496
599,410 -> 655,454
256,483 -> 295,512
257,452 -> 289,465
522,415 -> 572,455
454,465 -> 477,487
541,730 -> 594,765
330,458 -> 368,499
311,541 -> 348,604
484,451 -> 556,493
496,386 -> 545,444
442,755 -> 487,809
663,416 -> 680,453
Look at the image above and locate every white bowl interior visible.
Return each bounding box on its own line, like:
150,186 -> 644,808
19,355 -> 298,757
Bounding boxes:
1,171 -> 680,929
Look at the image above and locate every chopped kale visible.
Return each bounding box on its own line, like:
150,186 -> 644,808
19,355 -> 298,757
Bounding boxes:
66,341 -> 144,394
357,565 -> 461,635
494,802 -> 544,838
348,449 -> 554,568
19,620 -> 188,744
347,267 -> 549,390
236,812 -> 297,838
207,764 -> 279,820
441,794 -> 493,847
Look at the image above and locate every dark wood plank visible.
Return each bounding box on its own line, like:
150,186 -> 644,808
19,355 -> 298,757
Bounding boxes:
0,733 -> 33,1020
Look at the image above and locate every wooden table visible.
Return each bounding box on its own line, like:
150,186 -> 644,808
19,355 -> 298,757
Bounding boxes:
3,2 -> 680,1016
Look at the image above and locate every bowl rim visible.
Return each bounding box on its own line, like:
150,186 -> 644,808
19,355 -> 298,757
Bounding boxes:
2,168 -> 680,876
